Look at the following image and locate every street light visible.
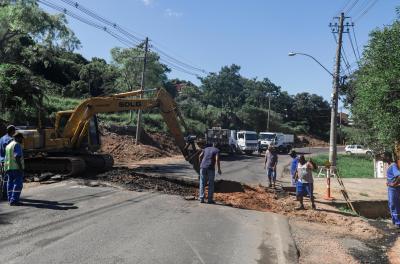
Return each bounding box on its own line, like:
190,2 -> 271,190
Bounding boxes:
288,52 -> 334,77
288,51 -> 338,167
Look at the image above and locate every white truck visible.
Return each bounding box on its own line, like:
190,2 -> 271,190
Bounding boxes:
205,127 -> 235,154
235,130 -> 258,155
258,132 -> 294,153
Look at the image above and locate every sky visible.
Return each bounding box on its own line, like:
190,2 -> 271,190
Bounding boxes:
40,0 -> 398,104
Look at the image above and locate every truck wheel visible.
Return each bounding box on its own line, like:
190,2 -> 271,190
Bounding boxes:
244,150 -> 253,155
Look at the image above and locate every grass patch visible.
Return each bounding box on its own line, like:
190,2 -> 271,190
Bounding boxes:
336,204 -> 358,216
312,154 -> 374,178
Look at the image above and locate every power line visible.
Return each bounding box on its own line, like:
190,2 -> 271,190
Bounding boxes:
354,0 -> 379,22
332,32 -> 352,75
335,0 -> 352,16
351,25 -> 361,60
344,0 -> 360,14
347,30 -> 360,64
152,45 -> 208,74
58,0 -> 144,44
56,0 -> 208,76
38,0 -> 140,48
349,0 -> 373,18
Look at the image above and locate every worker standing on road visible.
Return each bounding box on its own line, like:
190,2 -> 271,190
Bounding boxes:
4,132 -> 24,206
289,150 -> 299,186
264,146 -> 278,188
199,143 -> 221,204
294,155 -> 316,210
0,125 -> 16,201
385,153 -> 400,229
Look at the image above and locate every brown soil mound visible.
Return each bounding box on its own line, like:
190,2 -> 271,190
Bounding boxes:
297,134 -> 329,147
213,185 -> 380,239
100,126 -> 180,163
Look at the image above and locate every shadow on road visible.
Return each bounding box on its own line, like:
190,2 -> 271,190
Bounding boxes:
19,198 -> 78,210
221,154 -> 262,161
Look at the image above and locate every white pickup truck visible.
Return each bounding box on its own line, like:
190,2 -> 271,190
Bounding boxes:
258,132 -> 294,153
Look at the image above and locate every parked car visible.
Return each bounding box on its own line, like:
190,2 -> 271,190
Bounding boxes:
345,145 -> 373,156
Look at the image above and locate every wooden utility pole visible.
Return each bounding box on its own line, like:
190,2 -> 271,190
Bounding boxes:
329,12 -> 344,167
135,37 -> 149,145
267,94 -> 271,131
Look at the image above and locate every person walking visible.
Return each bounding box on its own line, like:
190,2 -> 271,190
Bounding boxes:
0,125 -> 16,200
199,143 -> 221,204
264,146 -> 278,188
294,155 -> 316,210
385,153 -> 400,229
289,150 -> 299,186
4,132 -> 24,206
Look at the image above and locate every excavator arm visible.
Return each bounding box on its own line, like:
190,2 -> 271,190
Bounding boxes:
61,88 -> 200,173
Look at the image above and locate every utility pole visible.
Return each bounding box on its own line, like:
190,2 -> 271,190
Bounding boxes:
135,37 -> 149,145
267,94 -> 271,131
329,12 -> 345,166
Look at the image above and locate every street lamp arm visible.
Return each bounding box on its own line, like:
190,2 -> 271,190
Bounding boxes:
290,52 -> 334,78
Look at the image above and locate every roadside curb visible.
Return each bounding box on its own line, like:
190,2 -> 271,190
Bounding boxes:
271,214 -> 299,264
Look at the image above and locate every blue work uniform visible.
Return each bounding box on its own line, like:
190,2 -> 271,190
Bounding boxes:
5,141 -> 24,204
0,134 -> 13,200
199,146 -> 220,202
387,163 -> 400,226
290,156 -> 299,186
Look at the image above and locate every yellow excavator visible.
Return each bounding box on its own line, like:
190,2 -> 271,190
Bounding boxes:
17,88 -> 201,175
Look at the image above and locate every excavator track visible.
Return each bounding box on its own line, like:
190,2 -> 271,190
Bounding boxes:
79,154 -> 114,172
25,154 -> 114,176
25,157 -> 86,176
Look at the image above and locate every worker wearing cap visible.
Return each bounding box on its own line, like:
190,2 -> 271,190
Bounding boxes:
4,132 -> 24,206
386,153 -> 400,229
289,150 -> 299,186
0,125 -> 16,200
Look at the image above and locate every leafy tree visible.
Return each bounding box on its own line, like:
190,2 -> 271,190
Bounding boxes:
347,17 -> 400,153
75,57 -> 118,96
0,0 -> 79,63
290,93 -> 330,137
0,63 -> 48,123
111,46 -> 169,92
201,64 -> 245,111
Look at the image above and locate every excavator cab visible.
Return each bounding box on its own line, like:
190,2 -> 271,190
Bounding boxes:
55,111 -> 101,151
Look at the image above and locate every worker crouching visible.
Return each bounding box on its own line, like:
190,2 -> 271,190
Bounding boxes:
4,132 -> 24,206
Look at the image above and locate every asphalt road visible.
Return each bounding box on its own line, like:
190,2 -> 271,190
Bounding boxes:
0,181 -> 297,264
0,147 -> 339,264
142,147 -> 342,186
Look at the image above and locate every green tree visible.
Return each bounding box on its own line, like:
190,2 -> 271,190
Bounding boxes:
201,64 -> 245,111
111,46 -> 169,92
347,17 -> 400,153
290,92 -> 330,137
0,0 -> 79,62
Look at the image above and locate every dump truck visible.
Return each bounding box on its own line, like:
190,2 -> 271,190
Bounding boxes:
15,88 -> 200,175
258,132 -> 294,153
205,127 -> 236,154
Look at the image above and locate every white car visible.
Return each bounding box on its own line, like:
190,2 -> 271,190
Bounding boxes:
345,145 -> 373,156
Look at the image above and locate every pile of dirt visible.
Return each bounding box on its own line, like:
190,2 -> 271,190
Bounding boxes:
213,184 -> 380,239
297,134 -> 329,147
100,126 -> 180,163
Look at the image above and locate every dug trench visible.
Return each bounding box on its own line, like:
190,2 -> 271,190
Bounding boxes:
70,166 -> 396,264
